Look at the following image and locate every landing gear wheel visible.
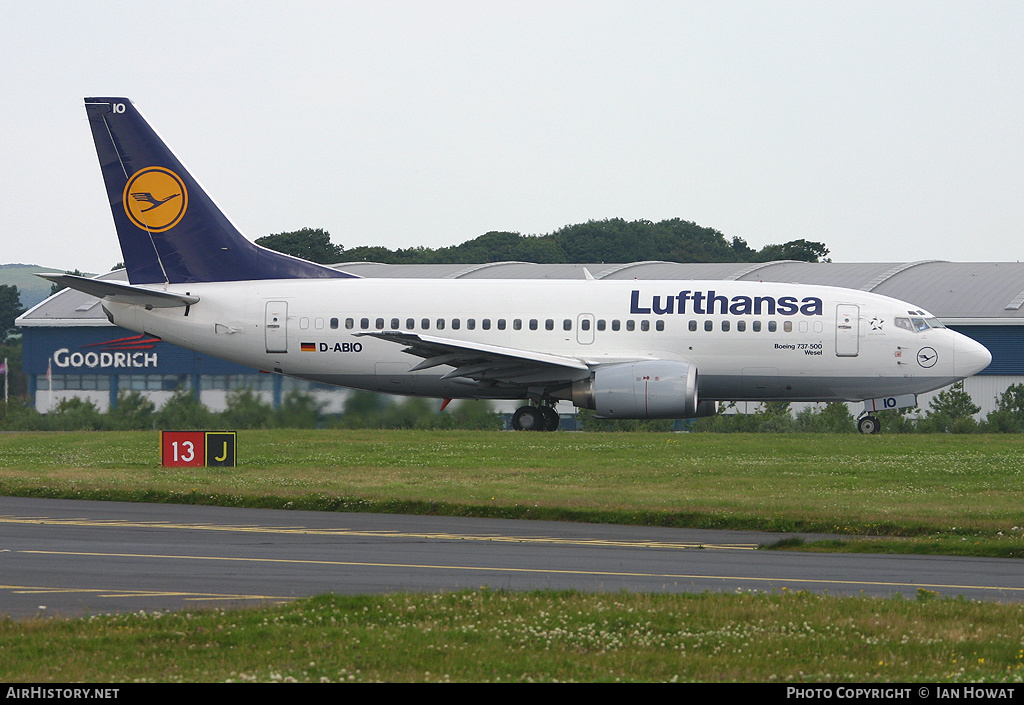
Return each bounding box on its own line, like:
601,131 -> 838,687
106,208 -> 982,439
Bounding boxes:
540,405 -> 560,432
858,415 -> 881,434
512,406 -> 545,431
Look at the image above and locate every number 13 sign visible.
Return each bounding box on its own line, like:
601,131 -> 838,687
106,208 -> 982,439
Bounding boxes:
161,431 -> 236,467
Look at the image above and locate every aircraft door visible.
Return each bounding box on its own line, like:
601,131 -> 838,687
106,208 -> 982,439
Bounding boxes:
577,314 -> 595,345
835,304 -> 859,357
265,301 -> 288,353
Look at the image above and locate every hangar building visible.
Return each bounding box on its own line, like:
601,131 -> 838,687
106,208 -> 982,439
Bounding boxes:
16,260 -> 1024,418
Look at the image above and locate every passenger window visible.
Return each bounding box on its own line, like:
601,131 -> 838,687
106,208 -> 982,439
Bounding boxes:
345,318 -> 354,330
688,320 -> 697,332
656,320 -> 664,331
375,318 -> 384,330
482,319 -> 491,330
582,319 -> 591,331
390,318 -> 400,330
421,318 -> 430,330
360,318 -> 369,329
330,318 -> 339,329
315,317 -> 324,330
529,319 -> 538,330
768,321 -> 777,332
753,320 -> 761,332
722,320 -> 730,332
641,320 -> 650,331
596,320 -> 605,331
704,320 -> 713,332
626,320 -> 636,332
513,319 -> 522,330
452,319 -> 461,330
436,318 -> 445,330
467,319 -> 476,330
545,319 -> 554,331
784,321 -> 793,332
497,319 -> 506,330
406,318 -> 415,330
612,320 -> 621,331
737,320 -> 746,332
563,319 -> 572,331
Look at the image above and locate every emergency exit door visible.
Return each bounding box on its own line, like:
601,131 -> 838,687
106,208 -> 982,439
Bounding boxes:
265,301 -> 288,353
835,304 -> 859,357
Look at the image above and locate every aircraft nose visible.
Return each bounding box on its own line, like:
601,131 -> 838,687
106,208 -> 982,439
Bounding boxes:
954,334 -> 992,378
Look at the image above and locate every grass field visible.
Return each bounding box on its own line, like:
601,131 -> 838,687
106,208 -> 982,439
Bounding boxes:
3,429 -> 1024,682
1,429 -> 1022,555
5,590 -> 1024,683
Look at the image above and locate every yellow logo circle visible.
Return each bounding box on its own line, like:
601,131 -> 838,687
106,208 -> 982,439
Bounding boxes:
122,167 -> 188,233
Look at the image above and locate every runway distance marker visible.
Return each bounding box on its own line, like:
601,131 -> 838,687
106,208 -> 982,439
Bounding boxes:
161,431 -> 236,467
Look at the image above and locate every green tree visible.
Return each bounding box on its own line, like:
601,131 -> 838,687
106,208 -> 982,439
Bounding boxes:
48,270 -> 86,297
0,400 -> 45,430
872,407 -> 920,434
0,285 -> 24,339
47,397 -> 104,431
341,218 -> 832,266
756,239 -> 830,263
333,390 -> 390,428
155,388 -> 213,430
255,228 -> 344,264
275,390 -> 325,428
0,340 -> 26,398
982,383 -> 1024,432
105,390 -> 156,430
220,388 -> 275,429
795,402 -> 855,433
920,381 -> 980,433
448,400 -> 503,430
575,408 -> 674,432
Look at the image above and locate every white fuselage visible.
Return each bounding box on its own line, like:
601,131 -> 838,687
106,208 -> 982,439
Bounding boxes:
104,277 -> 991,404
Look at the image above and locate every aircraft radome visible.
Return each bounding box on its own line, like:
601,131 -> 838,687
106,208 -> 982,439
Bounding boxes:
40,98 -> 992,433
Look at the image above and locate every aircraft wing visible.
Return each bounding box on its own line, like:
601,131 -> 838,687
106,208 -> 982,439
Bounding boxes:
356,331 -> 592,387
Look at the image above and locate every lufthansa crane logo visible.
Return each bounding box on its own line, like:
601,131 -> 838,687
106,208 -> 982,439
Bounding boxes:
122,167 -> 188,233
917,347 -> 938,368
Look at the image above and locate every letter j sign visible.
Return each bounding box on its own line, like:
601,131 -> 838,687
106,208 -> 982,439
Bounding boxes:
161,431 -> 237,467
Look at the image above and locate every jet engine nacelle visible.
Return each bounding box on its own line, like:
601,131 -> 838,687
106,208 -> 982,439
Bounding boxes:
569,360 -> 714,419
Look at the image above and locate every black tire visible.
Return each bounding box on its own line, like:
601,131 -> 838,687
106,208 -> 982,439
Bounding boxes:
540,405 -> 560,432
858,415 -> 881,434
512,406 -> 544,431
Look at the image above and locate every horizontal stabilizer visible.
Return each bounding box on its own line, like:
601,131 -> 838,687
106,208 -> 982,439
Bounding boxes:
36,273 -> 199,308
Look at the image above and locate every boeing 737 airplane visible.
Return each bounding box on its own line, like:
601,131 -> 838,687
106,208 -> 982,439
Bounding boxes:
41,97 -> 992,433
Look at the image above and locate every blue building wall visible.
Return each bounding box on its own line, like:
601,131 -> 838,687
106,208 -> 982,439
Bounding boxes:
22,325 -> 282,409
947,326 -> 1024,376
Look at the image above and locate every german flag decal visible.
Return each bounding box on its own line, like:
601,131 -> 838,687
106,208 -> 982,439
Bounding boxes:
300,342 -> 316,352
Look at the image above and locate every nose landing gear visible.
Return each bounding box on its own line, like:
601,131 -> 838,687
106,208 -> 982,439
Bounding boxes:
857,414 -> 881,434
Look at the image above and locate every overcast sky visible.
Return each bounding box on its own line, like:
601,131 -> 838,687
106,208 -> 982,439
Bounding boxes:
2,1 -> 1022,273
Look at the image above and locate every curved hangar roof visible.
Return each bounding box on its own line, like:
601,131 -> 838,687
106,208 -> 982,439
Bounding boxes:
18,260 -> 1024,327
333,260 -> 1024,325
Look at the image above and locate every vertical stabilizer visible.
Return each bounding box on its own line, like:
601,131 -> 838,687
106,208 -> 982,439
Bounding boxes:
84,97 -> 352,284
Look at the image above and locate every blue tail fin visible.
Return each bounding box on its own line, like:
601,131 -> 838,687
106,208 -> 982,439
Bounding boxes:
84,97 -> 353,285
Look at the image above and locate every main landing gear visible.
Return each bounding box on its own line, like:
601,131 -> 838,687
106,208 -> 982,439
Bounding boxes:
857,414 -> 881,434
512,404 -> 560,431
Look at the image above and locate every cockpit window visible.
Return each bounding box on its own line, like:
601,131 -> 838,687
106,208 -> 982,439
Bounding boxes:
896,316 -> 944,333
